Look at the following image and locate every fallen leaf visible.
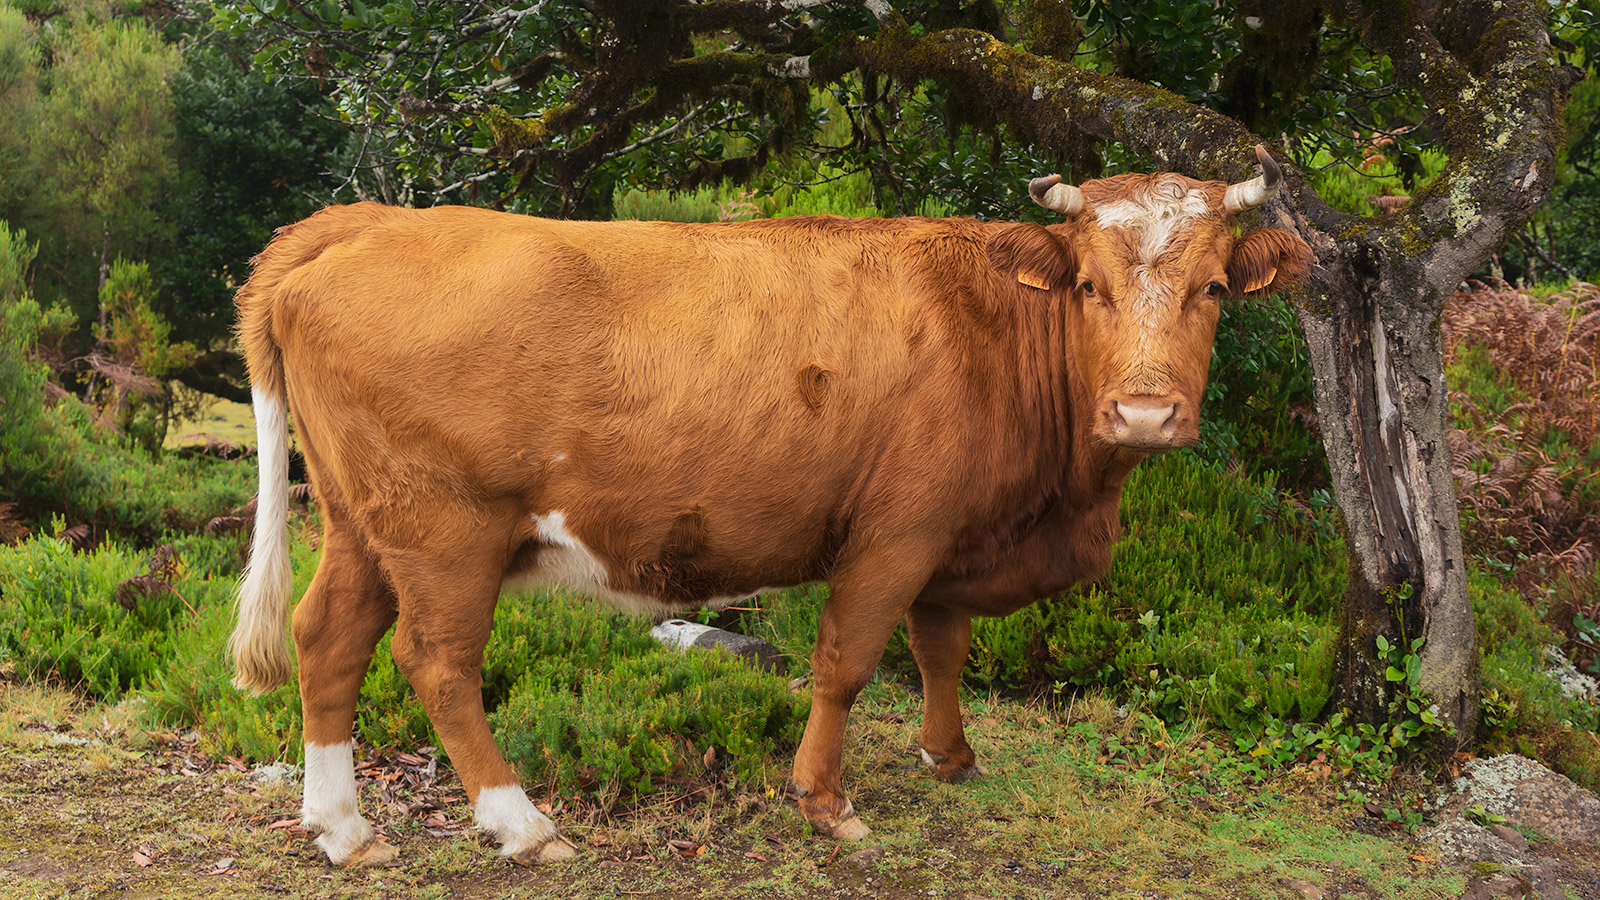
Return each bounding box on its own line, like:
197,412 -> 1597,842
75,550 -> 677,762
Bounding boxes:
132,850 -> 153,867
743,851 -> 770,862
666,838 -> 705,857
421,814 -> 448,828
266,818 -> 301,831
1409,854 -> 1437,862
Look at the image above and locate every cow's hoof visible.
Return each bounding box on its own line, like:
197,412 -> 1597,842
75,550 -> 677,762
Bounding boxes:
343,839 -> 400,867
818,815 -> 872,841
919,748 -> 985,783
509,836 -> 578,865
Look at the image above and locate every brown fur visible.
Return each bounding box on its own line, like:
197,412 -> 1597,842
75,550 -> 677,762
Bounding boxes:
233,175 -> 1311,857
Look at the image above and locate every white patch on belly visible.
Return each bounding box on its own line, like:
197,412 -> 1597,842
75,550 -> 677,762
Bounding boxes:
506,510 -> 793,614
475,784 -> 559,858
508,510 -> 659,613
302,741 -> 378,864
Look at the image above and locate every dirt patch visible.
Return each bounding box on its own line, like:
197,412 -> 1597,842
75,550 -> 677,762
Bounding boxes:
0,685 -> 1593,899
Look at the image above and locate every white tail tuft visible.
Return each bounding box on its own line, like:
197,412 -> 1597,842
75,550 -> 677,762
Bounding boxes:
230,383 -> 294,693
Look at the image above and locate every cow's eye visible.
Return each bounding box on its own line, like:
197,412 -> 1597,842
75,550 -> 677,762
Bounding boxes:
1080,279 -> 1097,296
1205,281 -> 1225,297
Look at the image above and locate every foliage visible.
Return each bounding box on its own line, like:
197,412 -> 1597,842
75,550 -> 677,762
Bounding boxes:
0,277 -> 252,540
1472,569 -> 1600,787
14,9 -> 180,321
1194,294 -> 1324,485
490,607 -> 808,806
1443,281 -> 1600,584
0,526 -> 216,699
157,34 -> 345,347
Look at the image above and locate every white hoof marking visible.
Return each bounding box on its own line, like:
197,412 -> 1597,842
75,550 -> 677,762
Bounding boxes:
302,742 -> 380,864
474,785 -> 560,859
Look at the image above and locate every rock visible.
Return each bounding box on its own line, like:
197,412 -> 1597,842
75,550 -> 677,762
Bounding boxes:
650,620 -> 787,673
1459,873 -> 1525,900
1543,647 -> 1598,701
846,846 -> 884,869
1420,819 -> 1525,866
248,762 -> 300,785
1284,878 -> 1326,899
1444,755 -> 1600,843
1487,824 -> 1527,852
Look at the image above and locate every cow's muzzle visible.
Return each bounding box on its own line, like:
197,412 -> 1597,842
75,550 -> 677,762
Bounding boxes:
1096,395 -> 1198,449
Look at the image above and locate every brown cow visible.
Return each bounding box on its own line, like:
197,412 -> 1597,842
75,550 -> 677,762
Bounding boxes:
230,147 -> 1311,866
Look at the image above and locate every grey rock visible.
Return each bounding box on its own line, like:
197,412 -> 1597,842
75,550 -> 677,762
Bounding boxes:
1445,755 -> 1600,843
650,620 -> 788,673
846,846 -> 885,869
1487,823 -> 1527,852
248,762 -> 300,785
1420,818 -> 1525,865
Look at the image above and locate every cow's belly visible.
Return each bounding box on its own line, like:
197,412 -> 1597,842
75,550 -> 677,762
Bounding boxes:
499,509 -> 801,614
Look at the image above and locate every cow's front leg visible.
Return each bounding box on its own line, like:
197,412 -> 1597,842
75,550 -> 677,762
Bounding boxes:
906,601 -> 983,783
791,545 -> 936,840
386,540 -> 577,865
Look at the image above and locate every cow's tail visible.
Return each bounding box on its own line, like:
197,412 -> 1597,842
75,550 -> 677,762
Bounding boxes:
228,238 -> 298,695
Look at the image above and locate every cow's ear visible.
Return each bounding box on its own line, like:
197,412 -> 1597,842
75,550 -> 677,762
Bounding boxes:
986,223 -> 1075,292
1226,228 -> 1313,297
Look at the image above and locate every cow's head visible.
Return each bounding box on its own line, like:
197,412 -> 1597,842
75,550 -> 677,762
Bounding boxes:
991,146 -> 1313,451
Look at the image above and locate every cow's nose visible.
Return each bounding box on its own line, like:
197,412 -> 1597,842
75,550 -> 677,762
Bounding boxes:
1103,397 -> 1192,448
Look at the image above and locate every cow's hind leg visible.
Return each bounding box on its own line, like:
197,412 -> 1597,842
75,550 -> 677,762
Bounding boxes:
385,541 -> 576,865
792,545 -> 937,840
294,519 -> 399,866
906,602 -> 983,783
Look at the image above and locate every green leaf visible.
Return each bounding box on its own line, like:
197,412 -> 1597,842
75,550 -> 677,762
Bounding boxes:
1385,665 -> 1405,682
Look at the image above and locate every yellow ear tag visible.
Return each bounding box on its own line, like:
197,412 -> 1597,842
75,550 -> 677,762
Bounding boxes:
1243,267 -> 1277,293
1017,270 -> 1051,290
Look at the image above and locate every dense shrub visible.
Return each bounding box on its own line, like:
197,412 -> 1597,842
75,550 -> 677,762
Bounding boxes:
1443,281 -> 1600,583
0,245 -> 252,540
0,528 -> 235,698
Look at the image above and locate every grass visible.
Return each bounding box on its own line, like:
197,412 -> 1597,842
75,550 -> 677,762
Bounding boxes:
0,679 -> 1480,900
163,392 -> 255,450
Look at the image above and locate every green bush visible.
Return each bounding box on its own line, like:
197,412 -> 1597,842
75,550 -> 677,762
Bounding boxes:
490,601 -> 808,805
0,256 -> 252,540
958,453 -> 1344,729
0,525 -> 235,699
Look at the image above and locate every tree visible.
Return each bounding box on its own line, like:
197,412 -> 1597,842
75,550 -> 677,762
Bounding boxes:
31,14 -> 180,301
216,0 -> 1589,739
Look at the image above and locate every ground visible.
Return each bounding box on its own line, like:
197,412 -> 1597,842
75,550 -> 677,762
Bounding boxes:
0,681 -> 1593,900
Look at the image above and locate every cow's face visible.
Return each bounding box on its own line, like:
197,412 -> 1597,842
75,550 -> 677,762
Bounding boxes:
1006,147 -> 1313,451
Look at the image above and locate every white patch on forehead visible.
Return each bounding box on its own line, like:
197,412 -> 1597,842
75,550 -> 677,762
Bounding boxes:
1092,189 -> 1213,264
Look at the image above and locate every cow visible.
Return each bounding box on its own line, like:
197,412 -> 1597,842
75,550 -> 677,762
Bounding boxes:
229,146 -> 1312,866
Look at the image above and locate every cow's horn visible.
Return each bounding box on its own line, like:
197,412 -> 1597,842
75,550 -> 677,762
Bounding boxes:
1222,145 -> 1283,215
1029,174 -> 1085,217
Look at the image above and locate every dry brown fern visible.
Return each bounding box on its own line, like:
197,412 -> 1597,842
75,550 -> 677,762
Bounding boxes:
1444,280 -> 1600,587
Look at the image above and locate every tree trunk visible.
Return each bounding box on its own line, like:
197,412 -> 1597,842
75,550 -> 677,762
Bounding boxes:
96,222 -> 111,340
1293,237 -> 1478,735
